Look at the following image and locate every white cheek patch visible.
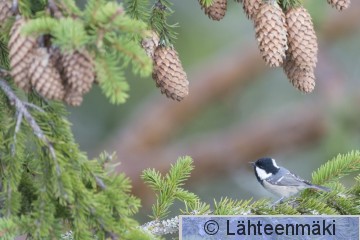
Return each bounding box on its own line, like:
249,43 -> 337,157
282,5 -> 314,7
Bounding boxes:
256,167 -> 272,180
272,159 -> 279,168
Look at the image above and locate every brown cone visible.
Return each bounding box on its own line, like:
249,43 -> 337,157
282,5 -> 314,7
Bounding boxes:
327,0 -> 350,11
255,2 -> 288,67
0,1 -> 12,25
283,58 -> 315,93
242,0 -> 262,21
152,46 -> 189,101
285,7 -> 318,69
141,31 -> 160,59
28,48 -> 65,100
64,90 -> 83,106
61,50 -> 95,94
199,0 -> 227,21
8,18 -> 37,92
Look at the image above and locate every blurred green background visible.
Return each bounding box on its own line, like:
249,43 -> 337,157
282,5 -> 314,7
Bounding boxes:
71,0 -> 360,221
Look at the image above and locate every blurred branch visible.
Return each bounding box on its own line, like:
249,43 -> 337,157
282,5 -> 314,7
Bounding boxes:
321,1 -> 360,41
119,102 -> 326,198
105,48 -> 264,154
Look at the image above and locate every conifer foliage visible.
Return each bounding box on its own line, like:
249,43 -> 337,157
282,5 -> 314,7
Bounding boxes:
6,0 -> 152,106
0,0 -> 358,239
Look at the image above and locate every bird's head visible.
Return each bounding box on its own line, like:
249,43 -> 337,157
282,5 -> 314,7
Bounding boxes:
252,157 -> 280,180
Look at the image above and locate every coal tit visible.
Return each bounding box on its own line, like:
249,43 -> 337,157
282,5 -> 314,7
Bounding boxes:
251,157 -> 330,204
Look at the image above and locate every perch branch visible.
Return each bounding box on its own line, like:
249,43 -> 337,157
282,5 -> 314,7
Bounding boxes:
141,216 -> 179,236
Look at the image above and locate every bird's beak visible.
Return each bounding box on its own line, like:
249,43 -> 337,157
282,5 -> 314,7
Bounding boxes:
249,162 -> 255,166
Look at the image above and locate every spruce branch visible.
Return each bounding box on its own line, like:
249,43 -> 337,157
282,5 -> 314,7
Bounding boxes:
142,156 -> 199,220
124,0 -> 150,22
312,151 -> 360,185
0,78 -> 56,160
149,0 -> 178,46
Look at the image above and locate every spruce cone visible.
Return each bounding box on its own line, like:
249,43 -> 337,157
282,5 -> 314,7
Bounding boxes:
61,50 -> 95,94
242,0 -> 262,21
64,90 -> 83,106
141,31 -> 160,59
152,46 -> 189,101
327,0 -> 350,11
0,1 -> 12,25
28,48 -> 65,100
255,2 -> 288,67
199,0 -> 227,21
283,59 -> 315,93
8,18 -> 37,92
286,7 -> 318,69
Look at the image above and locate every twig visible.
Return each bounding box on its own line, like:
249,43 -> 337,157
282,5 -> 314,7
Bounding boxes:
0,68 -> 10,78
23,102 -> 46,113
12,110 -> 23,156
47,0 -> 63,18
94,176 -> 106,190
89,208 -> 118,240
0,79 -> 56,159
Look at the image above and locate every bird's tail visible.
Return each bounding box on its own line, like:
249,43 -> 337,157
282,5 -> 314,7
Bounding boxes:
311,184 -> 331,192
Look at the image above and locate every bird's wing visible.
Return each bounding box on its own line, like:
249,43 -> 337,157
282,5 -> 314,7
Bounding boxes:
267,169 -> 311,187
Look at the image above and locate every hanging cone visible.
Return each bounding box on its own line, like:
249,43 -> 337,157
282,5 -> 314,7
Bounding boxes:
8,18 -> 37,92
64,90 -> 83,106
0,1 -> 12,25
242,0 -> 262,21
199,0 -> 227,21
61,50 -> 95,94
152,46 -> 189,101
28,48 -> 65,100
141,31 -> 160,59
285,7 -> 318,69
255,2 -> 288,67
283,58 -> 315,93
327,0 -> 350,11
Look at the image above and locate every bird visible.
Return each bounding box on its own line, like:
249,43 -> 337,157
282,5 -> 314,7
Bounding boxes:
251,157 -> 330,204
